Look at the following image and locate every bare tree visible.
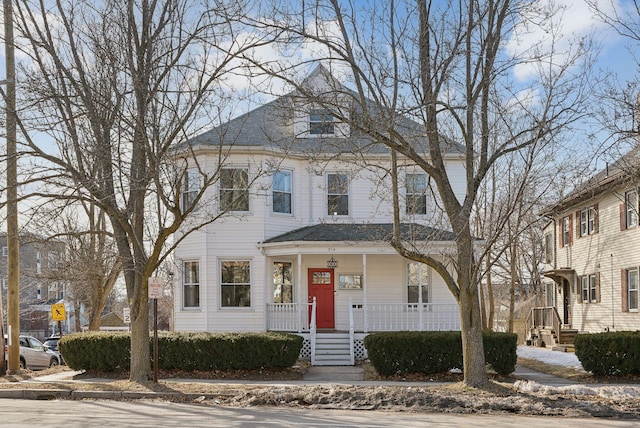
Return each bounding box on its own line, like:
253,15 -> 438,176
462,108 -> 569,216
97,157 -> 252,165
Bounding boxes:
11,0 -> 278,381
249,0 -> 595,387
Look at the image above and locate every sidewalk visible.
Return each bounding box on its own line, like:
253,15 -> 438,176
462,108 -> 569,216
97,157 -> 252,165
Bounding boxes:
3,362 -> 639,401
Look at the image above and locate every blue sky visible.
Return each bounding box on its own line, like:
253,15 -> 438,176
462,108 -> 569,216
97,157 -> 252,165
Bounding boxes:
0,0 -> 636,164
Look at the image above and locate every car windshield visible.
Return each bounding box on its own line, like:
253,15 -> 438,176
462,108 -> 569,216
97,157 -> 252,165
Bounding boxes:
43,339 -> 58,349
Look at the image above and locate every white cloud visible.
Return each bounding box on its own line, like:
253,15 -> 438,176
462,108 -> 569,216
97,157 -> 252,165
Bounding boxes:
505,0 -> 619,81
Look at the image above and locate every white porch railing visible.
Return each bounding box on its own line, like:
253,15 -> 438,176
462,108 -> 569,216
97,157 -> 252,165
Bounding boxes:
352,303 -> 460,332
266,302 -> 460,332
266,303 -> 313,332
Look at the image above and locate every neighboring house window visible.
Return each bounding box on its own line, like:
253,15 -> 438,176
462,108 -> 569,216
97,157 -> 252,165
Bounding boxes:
36,251 -> 41,274
1,278 -> 7,290
47,252 -> 57,268
183,261 -> 200,308
273,262 -> 293,304
406,173 -> 427,215
221,261 -> 251,307
309,109 -> 335,135
407,262 -> 429,305
624,268 -> 639,312
327,173 -> 349,216
560,215 -> 571,247
2,247 -> 6,257
220,168 -> 249,212
273,170 -> 292,214
579,274 -> 599,304
181,168 -> 199,212
625,190 -> 638,229
578,205 -> 597,237
544,233 -> 553,264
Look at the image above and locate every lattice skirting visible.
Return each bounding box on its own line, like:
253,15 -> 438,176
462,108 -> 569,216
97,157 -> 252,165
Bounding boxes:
297,334 -> 369,361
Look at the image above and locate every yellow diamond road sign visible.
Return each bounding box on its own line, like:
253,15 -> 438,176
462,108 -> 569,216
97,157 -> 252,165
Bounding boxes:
51,303 -> 66,321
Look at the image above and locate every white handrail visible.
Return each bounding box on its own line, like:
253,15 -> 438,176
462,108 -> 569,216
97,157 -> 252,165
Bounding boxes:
348,297 -> 354,365
310,297 -> 317,365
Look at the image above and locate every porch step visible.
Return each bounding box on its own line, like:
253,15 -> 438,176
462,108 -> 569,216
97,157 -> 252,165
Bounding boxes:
313,333 -> 352,366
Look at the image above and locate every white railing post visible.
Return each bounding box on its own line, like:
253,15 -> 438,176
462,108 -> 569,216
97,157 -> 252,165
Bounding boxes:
310,297 -> 317,365
349,297 -> 354,365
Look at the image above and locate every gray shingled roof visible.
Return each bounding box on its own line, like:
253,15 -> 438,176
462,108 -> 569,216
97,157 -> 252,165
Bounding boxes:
262,223 -> 456,244
542,147 -> 640,215
190,65 -> 464,156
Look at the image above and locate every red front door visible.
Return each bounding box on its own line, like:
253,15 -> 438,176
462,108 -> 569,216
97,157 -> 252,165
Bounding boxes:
308,268 -> 335,329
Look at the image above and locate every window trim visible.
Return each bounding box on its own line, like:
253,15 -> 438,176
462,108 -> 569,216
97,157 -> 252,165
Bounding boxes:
181,168 -> 200,213
628,268 -> 639,312
544,233 -> 553,264
561,215 -> 571,247
578,205 -> 597,237
273,261 -> 293,304
579,273 -> 599,304
182,260 -> 200,309
309,108 -> 335,135
220,259 -> 252,309
272,170 -> 293,215
626,190 -> 639,229
220,167 -> 250,213
407,261 -> 429,306
326,172 -> 349,216
405,173 -> 427,216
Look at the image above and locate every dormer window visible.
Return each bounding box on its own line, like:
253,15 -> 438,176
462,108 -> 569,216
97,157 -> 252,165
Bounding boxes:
309,109 -> 335,135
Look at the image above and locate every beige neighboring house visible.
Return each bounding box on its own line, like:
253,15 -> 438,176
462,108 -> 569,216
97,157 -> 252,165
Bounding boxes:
172,65 -> 475,365
537,149 -> 640,349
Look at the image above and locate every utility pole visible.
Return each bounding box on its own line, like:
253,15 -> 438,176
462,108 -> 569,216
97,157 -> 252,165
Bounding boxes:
4,0 -> 19,373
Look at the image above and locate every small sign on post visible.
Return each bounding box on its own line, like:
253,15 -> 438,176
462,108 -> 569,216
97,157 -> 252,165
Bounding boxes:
51,303 -> 66,321
123,308 -> 131,324
148,276 -> 163,300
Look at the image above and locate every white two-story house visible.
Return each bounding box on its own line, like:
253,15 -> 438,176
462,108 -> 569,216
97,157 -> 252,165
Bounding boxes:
539,148 -> 640,347
173,65 -> 468,365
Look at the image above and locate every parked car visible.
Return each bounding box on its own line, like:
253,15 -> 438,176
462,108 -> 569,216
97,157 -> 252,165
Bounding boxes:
43,335 -> 64,364
4,334 -> 61,369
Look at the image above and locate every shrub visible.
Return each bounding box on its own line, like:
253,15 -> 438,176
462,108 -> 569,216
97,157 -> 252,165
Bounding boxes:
364,331 -> 517,376
59,331 -> 303,372
575,331 -> 640,376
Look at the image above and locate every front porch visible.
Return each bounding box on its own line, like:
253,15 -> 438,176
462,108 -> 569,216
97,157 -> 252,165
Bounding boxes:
267,300 -> 460,365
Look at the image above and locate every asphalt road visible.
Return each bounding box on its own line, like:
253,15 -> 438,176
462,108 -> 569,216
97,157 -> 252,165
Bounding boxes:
2,399 -> 640,427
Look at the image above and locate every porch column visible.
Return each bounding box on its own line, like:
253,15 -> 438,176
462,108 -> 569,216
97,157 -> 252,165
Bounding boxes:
363,253 -> 368,333
297,252 -> 302,333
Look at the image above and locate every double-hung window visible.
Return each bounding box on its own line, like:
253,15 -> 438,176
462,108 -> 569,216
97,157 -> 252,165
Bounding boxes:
220,168 -> 249,212
273,170 -> 292,214
544,233 -> 553,264
221,261 -> 251,307
309,109 -> 335,135
183,261 -> 200,308
579,206 -> 597,236
580,274 -> 598,303
181,168 -> 199,212
628,268 -> 639,312
626,190 -> 639,229
561,216 -> 571,247
407,262 -> 429,305
327,173 -> 349,216
273,262 -> 293,304
405,173 -> 427,215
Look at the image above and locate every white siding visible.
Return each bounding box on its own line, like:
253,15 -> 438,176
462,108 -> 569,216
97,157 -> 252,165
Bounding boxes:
547,188 -> 640,333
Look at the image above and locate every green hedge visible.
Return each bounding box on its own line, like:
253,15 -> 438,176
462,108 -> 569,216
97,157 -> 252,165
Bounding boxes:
574,331 -> 640,376
364,331 -> 517,376
58,331 -> 303,372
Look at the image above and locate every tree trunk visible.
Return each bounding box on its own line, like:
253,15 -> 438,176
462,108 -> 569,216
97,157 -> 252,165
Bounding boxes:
458,267 -> 487,387
456,236 -> 488,388
129,289 -> 150,382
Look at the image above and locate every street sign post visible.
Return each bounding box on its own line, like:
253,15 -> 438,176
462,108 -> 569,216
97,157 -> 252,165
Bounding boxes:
148,276 -> 163,383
